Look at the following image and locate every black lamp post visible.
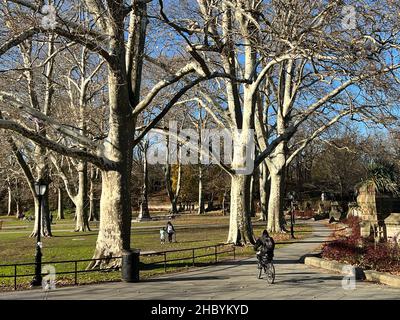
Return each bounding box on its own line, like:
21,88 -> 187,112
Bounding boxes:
31,180 -> 47,287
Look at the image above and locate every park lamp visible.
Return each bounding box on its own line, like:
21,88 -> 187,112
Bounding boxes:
34,180 -> 47,196
31,179 -> 47,287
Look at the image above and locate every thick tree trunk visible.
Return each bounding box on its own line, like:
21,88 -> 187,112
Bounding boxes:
88,31 -> 135,268
227,175 -> 255,245
89,168 -> 132,269
267,171 -> 283,232
259,161 -> 269,221
57,187 -> 64,220
267,139 -> 288,233
75,161 -> 90,232
7,186 -> 12,216
30,194 -> 52,237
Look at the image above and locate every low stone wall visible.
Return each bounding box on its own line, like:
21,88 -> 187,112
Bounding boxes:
363,270 -> 400,288
304,256 -> 400,288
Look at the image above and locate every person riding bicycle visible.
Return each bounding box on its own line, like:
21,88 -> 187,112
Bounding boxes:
254,229 -> 275,263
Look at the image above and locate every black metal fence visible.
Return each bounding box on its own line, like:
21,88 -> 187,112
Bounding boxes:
141,243 -> 235,272
0,256 -> 122,290
0,243 -> 235,290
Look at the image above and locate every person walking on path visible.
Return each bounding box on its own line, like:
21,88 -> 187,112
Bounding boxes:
166,221 -> 175,243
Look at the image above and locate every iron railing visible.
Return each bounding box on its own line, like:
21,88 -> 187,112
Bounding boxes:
0,243 -> 235,290
141,243 -> 235,272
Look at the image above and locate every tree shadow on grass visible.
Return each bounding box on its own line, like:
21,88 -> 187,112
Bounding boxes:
54,233 -> 97,238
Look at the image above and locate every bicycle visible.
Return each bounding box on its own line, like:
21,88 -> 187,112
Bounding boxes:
256,253 -> 275,284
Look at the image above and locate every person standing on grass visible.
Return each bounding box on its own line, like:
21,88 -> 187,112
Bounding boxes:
160,227 -> 167,244
166,221 -> 175,243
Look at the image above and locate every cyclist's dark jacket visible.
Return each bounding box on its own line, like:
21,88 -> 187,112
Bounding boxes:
254,234 -> 275,259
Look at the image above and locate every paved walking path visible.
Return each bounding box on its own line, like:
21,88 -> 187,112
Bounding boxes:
1,220 -> 399,300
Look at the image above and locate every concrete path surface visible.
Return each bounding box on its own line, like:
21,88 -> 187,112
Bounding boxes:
1,220 -> 399,300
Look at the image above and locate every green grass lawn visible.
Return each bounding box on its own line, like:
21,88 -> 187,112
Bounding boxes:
0,213 -> 312,291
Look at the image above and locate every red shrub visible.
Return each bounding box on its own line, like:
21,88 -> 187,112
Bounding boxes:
322,216 -> 363,265
342,216 -> 361,239
361,243 -> 400,273
322,239 -> 363,265
322,216 -> 400,273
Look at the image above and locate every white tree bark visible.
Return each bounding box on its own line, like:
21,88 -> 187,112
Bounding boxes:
74,160 -> 90,231
249,173 -> 256,217
266,140 -> 287,233
88,35 -> 135,267
7,185 -> 12,216
57,187 -> 64,220
31,191 -> 52,237
15,199 -> 22,219
259,161 -> 269,221
227,174 -> 254,244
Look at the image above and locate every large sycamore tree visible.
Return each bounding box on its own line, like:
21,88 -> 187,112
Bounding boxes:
155,0 -> 400,243
0,0 -> 228,267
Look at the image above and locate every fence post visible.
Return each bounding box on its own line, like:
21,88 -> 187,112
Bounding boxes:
192,249 -> 195,267
233,246 -> 236,260
74,261 -> 78,285
14,265 -> 17,290
164,253 -> 167,272
215,246 -> 217,263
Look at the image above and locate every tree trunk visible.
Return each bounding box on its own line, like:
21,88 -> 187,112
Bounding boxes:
170,198 -> 179,215
75,161 -> 90,232
267,141 -> 288,233
138,149 -> 150,220
89,167 -> 132,269
267,171 -> 283,232
89,165 -> 98,221
198,164 -> 205,214
222,190 -> 228,216
207,192 -> 215,211
259,161 -> 268,221
30,194 -> 52,237
57,187 -> 64,220
31,145 -> 52,237
15,199 -> 22,219
7,186 -> 12,216
165,163 -> 180,215
227,175 -> 255,245
249,174 -> 256,217
88,36 -> 135,268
